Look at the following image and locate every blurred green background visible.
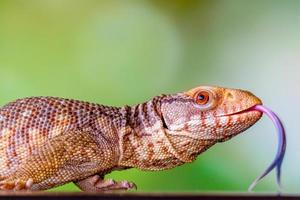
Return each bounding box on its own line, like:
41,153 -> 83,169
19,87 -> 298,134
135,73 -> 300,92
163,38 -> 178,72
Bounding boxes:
0,0 -> 299,193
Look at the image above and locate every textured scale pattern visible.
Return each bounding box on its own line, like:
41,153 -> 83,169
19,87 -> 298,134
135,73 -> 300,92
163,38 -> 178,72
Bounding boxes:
0,97 -> 122,190
0,86 -> 263,191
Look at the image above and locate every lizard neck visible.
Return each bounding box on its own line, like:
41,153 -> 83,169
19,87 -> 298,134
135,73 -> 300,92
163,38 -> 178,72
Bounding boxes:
117,96 -> 200,171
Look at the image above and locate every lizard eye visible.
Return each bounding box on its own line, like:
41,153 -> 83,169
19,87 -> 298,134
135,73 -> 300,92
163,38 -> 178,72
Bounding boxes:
195,91 -> 210,105
193,90 -> 216,110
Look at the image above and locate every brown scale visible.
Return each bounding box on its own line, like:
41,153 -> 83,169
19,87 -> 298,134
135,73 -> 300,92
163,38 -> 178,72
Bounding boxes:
0,97 -> 117,178
0,86 -> 262,191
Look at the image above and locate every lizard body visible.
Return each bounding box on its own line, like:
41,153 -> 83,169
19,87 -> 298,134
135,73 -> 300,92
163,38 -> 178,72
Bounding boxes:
0,86 -> 262,191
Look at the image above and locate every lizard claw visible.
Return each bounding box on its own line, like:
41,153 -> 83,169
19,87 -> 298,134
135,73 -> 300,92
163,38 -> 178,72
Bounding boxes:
95,179 -> 137,191
75,174 -> 137,192
120,180 -> 137,190
106,180 -> 137,191
0,178 -> 33,191
95,178 -> 116,189
0,180 -> 15,190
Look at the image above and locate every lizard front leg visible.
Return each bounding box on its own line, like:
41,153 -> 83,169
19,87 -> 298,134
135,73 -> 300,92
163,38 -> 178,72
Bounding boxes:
0,131 -> 118,191
74,174 -> 136,192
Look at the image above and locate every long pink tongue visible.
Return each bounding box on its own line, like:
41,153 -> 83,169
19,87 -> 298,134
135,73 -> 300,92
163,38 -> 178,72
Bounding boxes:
248,105 -> 286,192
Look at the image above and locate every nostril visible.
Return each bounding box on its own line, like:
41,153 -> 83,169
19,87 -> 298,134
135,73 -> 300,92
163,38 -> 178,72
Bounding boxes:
226,92 -> 234,100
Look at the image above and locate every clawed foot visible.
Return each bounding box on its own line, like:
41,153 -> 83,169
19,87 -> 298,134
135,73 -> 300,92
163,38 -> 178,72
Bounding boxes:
0,178 -> 33,191
75,175 -> 137,192
95,178 -> 137,191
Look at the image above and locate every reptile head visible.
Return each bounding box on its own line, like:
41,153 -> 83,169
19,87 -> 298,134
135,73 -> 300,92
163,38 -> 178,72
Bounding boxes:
160,86 -> 262,154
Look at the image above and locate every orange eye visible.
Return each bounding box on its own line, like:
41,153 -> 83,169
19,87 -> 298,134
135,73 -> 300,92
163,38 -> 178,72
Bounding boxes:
195,91 -> 210,105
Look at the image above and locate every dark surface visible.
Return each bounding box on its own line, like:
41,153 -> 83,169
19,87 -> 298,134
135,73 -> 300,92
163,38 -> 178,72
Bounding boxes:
0,192 -> 299,200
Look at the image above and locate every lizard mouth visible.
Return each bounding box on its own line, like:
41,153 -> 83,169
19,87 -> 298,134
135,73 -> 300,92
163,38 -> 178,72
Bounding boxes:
219,104 -> 263,118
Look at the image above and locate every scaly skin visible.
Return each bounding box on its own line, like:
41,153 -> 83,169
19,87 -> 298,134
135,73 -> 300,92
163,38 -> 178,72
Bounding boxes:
0,86 -> 262,191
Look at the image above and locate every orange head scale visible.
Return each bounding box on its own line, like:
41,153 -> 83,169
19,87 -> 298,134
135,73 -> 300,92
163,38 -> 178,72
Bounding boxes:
160,86 -> 262,144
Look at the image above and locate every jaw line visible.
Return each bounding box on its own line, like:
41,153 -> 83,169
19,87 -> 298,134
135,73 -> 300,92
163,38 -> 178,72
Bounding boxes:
165,129 -> 217,140
219,104 -> 263,117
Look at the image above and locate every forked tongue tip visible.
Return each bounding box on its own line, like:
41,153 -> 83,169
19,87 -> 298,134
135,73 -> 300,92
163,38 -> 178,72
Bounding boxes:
248,105 -> 286,193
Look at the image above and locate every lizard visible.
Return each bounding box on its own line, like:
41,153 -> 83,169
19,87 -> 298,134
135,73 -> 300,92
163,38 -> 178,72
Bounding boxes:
0,85 -> 263,191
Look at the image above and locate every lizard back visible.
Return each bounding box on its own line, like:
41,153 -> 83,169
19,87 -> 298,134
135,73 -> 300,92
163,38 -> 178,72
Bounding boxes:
0,97 -> 116,179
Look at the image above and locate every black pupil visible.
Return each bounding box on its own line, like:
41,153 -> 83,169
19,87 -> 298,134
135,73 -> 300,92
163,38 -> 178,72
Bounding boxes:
198,94 -> 205,100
